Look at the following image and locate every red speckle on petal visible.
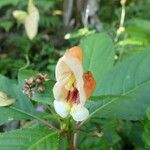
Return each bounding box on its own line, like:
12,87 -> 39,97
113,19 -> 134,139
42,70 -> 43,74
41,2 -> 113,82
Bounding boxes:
66,88 -> 80,105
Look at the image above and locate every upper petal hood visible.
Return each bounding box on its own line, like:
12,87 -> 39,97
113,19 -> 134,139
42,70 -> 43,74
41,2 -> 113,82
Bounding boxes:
55,46 -> 83,81
65,46 -> 83,63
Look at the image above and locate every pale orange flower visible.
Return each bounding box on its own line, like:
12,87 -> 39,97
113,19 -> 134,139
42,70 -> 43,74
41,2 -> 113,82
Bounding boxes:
53,46 -> 96,121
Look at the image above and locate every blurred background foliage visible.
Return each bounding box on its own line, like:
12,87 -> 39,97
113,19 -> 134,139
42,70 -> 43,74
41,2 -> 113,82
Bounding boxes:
0,0 -> 150,79
0,0 -> 150,149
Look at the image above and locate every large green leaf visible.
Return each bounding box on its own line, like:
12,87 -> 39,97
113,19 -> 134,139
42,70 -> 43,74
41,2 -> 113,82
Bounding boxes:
80,33 -> 115,95
0,128 -> 58,150
18,70 -> 54,105
84,50 -> 150,122
0,75 -> 37,125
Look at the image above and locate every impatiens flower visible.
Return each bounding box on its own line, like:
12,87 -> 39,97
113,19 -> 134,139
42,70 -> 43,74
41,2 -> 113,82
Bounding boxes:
13,0 -> 39,40
53,46 -> 96,121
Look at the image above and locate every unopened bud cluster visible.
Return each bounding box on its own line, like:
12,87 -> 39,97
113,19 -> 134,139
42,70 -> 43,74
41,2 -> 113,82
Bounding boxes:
23,73 -> 49,98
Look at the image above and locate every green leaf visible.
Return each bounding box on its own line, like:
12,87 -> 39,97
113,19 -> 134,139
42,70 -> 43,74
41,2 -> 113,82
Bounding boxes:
0,128 -> 58,150
80,33 -> 115,95
0,0 -> 18,7
143,132 -> 150,147
18,70 -> 38,88
146,107 -> 150,120
57,136 -> 68,150
0,21 -> 13,32
85,50 -> 150,121
143,121 -> 150,147
78,133 -> 110,150
32,81 -> 54,105
18,70 -> 54,105
101,119 -> 121,145
0,75 -> 37,125
127,18 -> 150,35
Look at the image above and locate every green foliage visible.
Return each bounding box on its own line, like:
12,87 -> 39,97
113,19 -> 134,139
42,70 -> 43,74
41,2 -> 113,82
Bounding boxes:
0,21 -> 13,32
1,31 -> 150,149
0,0 -> 150,149
143,121 -> 150,149
0,128 -> 58,150
146,107 -> 150,120
18,70 -> 55,105
0,0 -> 19,8
85,50 -> 150,121
0,75 -> 36,125
80,33 -> 115,95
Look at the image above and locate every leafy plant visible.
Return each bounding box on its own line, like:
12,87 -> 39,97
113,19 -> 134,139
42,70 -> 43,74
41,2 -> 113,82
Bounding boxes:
0,33 -> 150,149
1,0 -> 150,149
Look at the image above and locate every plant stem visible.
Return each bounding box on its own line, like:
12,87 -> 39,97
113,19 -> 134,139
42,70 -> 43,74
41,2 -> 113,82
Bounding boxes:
115,0 -> 126,42
67,131 -> 76,150
73,132 -> 77,150
68,122 -> 78,150
19,54 -> 30,70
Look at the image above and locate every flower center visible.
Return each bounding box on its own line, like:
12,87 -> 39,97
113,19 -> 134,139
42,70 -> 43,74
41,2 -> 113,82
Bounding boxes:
65,75 -> 80,105
67,88 -> 80,105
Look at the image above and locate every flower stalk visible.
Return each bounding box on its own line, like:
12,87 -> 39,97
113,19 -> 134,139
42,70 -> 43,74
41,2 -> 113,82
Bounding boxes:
115,0 -> 126,42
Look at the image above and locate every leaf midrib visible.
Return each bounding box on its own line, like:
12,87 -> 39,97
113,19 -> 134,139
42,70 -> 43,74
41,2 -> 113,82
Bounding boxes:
8,106 -> 43,125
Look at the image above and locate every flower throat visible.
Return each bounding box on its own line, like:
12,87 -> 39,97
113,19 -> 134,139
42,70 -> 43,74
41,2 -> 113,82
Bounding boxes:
65,75 -> 80,105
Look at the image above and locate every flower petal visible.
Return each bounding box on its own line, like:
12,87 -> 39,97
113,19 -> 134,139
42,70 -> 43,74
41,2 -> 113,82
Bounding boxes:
25,0 -> 39,40
83,71 -> 96,98
65,46 -> 83,63
55,57 -> 72,82
53,78 -> 69,101
54,100 -> 69,118
55,46 -> 83,82
13,10 -> 27,23
71,105 -> 89,121
0,91 -> 15,107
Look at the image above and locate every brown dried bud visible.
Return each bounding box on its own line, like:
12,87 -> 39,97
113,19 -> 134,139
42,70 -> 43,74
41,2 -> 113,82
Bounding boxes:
25,78 -> 34,84
38,85 -> 45,92
23,87 -> 34,98
35,73 -> 49,84
22,73 -> 49,98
